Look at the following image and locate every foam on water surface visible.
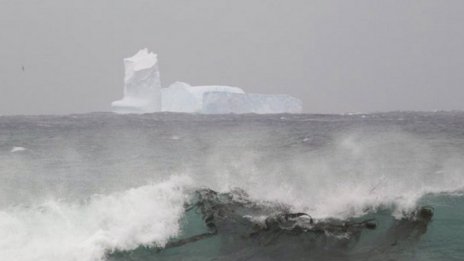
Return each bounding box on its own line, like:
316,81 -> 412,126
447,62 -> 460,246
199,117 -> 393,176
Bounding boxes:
10,146 -> 26,153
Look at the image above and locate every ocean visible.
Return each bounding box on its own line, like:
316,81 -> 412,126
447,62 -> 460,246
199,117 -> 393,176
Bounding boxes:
0,112 -> 463,260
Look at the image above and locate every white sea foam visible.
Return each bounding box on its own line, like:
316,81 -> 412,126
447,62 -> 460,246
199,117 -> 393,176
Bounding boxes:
10,146 -> 26,152
0,176 -> 192,261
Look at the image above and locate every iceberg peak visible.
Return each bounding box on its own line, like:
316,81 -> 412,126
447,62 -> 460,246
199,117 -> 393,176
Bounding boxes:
124,48 -> 158,72
112,49 -> 161,114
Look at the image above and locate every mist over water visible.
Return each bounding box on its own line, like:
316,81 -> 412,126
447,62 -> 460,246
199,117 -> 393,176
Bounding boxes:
0,112 -> 463,260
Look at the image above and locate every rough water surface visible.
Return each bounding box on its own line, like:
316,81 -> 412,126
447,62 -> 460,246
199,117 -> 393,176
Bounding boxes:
0,112 -> 463,260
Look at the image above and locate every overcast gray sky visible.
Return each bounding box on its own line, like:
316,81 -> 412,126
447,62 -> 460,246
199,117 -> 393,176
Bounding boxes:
0,0 -> 463,115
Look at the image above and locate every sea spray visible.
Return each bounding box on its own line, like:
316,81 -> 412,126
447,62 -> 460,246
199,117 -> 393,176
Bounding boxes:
201,130 -> 464,219
0,175 -> 192,261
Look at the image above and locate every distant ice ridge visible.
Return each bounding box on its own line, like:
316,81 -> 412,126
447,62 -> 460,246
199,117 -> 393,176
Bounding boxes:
112,49 -> 303,114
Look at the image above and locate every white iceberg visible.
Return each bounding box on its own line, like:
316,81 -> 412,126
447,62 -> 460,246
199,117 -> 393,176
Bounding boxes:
111,49 -> 161,114
161,82 -> 244,113
112,49 -> 303,114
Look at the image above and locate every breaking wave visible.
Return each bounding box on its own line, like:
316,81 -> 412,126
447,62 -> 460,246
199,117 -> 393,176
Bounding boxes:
1,145 -> 463,261
0,176 -> 192,261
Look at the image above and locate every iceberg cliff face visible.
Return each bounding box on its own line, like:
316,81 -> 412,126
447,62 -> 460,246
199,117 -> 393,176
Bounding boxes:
111,49 -> 161,114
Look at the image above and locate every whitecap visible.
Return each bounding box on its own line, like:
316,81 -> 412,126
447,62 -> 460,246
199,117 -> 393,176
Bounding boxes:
10,147 -> 26,153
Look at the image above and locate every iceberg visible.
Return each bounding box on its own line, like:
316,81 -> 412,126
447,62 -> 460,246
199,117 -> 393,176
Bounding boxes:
112,49 -> 303,114
111,49 -> 162,114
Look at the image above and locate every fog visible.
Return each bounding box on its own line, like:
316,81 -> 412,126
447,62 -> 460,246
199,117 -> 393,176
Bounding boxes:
1,0 -> 463,114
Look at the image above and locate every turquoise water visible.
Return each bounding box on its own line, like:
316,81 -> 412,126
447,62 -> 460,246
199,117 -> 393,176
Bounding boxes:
415,194 -> 464,260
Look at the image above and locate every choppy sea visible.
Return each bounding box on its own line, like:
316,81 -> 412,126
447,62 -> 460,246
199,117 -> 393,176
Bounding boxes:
0,112 -> 463,261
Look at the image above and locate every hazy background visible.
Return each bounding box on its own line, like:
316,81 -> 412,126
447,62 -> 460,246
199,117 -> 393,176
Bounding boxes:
0,0 -> 463,115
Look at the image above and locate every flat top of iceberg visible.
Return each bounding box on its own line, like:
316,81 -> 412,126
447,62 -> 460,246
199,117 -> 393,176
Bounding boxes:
188,85 -> 244,94
167,82 -> 244,101
168,82 -> 244,94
